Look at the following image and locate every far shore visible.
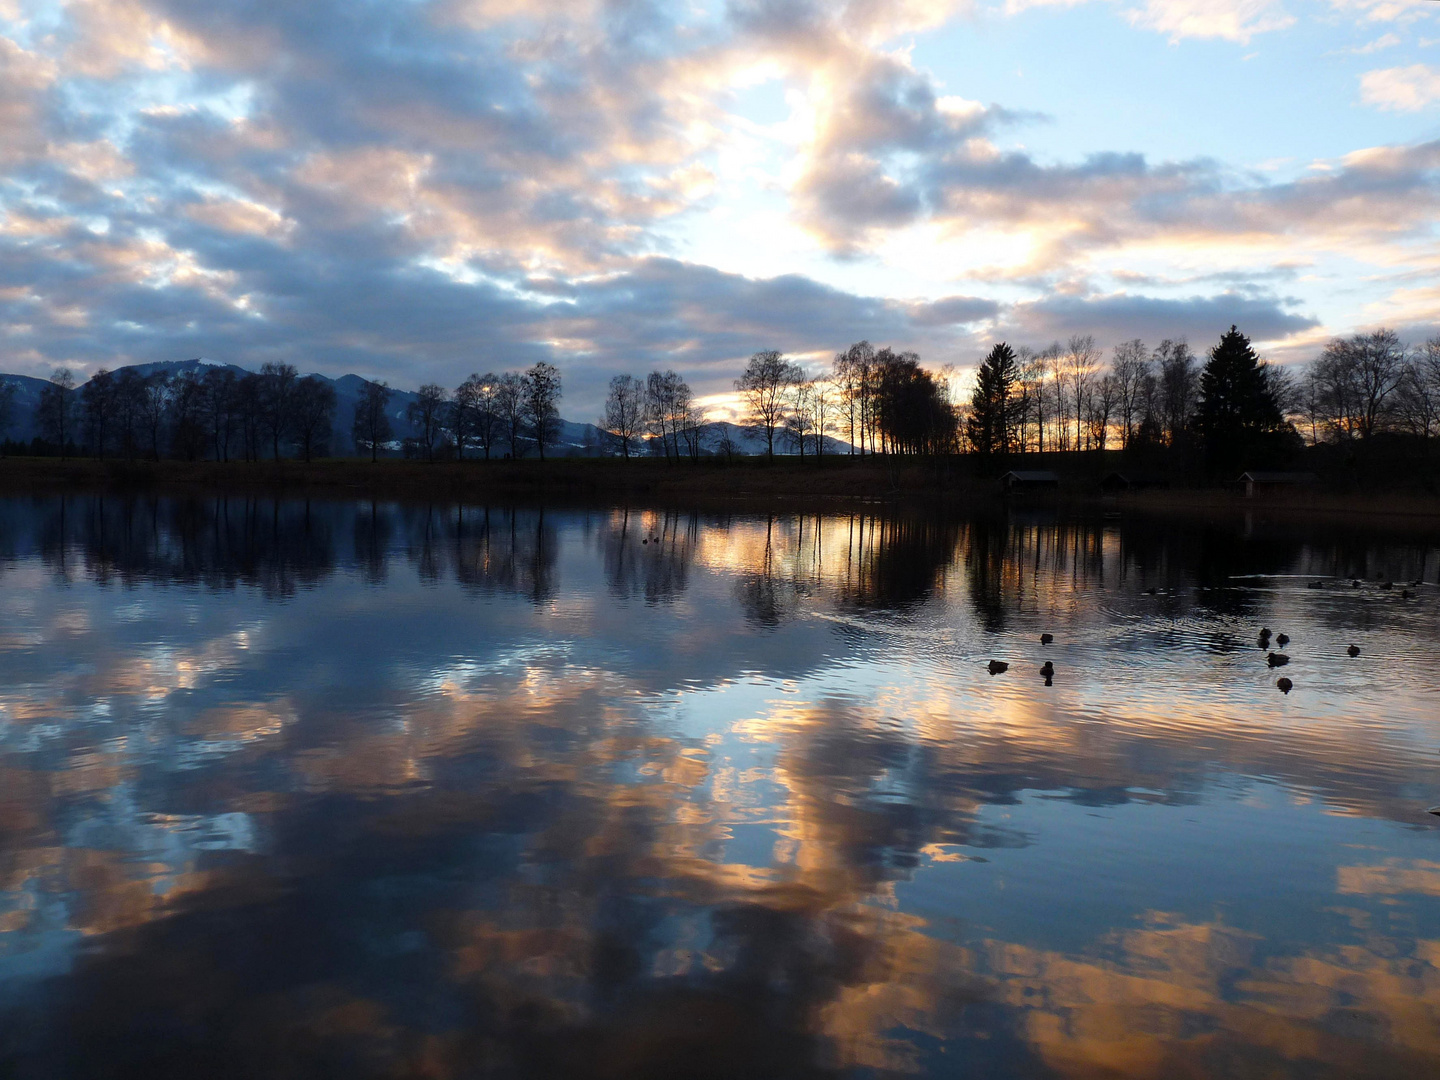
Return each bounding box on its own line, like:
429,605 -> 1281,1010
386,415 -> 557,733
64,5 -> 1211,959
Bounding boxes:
2,455 -> 1439,527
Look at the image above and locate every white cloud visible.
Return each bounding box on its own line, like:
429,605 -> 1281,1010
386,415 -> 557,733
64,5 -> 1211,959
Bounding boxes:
1124,0 -> 1295,44
1361,63 -> 1440,110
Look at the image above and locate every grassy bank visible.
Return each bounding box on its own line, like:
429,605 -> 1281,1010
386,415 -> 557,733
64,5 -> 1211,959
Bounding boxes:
0,455 -> 980,508
2,455 -> 1439,524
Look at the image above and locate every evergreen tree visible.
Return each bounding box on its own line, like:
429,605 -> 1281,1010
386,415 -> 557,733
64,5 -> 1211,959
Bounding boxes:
1195,325 -> 1285,472
968,342 -> 1019,456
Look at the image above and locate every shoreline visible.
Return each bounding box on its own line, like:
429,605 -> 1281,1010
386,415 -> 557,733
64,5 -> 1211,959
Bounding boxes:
2,456 -> 1439,528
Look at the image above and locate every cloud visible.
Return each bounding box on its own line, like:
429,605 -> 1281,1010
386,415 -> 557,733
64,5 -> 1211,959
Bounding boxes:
0,0 -> 1437,413
1002,289 -> 1319,349
1361,64 -> 1440,111
1124,0 -> 1295,43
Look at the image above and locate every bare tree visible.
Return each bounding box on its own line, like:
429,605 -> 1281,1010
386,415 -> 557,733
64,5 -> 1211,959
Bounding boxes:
784,377 -> 815,459
464,373 -> 502,460
37,369 -> 77,456
1396,336 -> 1440,445
352,379 -> 393,462
114,369 -> 147,461
811,377 -> 836,458
834,342 -> 875,454
140,373 -> 170,460
82,369 -> 116,458
1085,373 -> 1119,451
1109,339 -> 1149,448
259,361 -> 298,460
678,394 -> 708,463
1155,339 -> 1197,445
453,373 -> 498,461
645,370 -> 683,461
408,383 -> 449,461
523,361 -> 562,460
1312,329 -> 1406,440
603,373 -> 646,459
1044,344 -> 1070,451
203,368 -> 238,462
736,349 -> 796,461
496,372 -> 527,457
291,376 -> 336,462
716,424 -> 739,463
170,370 -> 208,460
235,373 -> 263,462
1062,335 -> 1101,449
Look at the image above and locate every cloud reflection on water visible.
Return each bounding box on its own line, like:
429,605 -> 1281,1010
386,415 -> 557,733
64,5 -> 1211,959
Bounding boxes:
0,496 -> 1438,1077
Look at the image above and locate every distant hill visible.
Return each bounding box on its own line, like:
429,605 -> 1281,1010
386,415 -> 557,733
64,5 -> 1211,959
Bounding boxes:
0,373 -> 55,443
1,361 -> 855,457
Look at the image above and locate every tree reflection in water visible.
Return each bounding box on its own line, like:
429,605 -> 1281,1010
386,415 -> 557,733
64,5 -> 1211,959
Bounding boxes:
0,496 -> 1437,1078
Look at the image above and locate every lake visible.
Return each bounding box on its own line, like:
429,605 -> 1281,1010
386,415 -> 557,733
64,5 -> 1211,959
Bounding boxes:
1,495 -> 1438,1078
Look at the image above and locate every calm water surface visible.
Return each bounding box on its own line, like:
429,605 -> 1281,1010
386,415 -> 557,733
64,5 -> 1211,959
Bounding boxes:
1,496 -> 1439,1078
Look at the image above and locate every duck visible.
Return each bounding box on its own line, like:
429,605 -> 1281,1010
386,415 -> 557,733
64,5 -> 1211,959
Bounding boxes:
1352,579 -> 1361,588
1308,581 -> 1323,589
987,660 -> 1008,675
1381,580 -> 1394,591
1347,644 -> 1361,658
1267,652 -> 1290,668
1040,633 -> 1054,645
1402,590 -> 1414,599
1144,587 -> 1158,595
1277,677 -> 1293,694
1429,807 -> 1440,817
1276,633 -> 1289,647
1040,661 -> 1055,679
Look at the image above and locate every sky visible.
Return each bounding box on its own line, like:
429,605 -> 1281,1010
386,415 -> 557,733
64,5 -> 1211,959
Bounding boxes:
2,0 -> 1440,418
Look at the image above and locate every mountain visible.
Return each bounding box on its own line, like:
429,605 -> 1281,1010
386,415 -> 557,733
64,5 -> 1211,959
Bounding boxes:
0,373 -> 54,443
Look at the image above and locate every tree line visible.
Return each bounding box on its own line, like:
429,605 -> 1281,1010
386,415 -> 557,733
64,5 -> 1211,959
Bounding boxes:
966,323 -> 1440,471
600,344 -> 958,464
0,361 -> 563,463
21,363 -> 339,463
4,322 -> 1437,469
358,362 -> 564,462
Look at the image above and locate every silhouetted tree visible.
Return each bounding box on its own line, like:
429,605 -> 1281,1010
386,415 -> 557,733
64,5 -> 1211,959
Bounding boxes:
203,368 -> 238,462
450,374 -> 483,460
523,362 -> 562,460
495,372 -> 526,457
874,350 -> 955,455
1310,328 -> 1406,441
81,369 -> 116,458
645,370 -> 684,461
140,373 -> 170,460
113,369 -> 146,461
408,383 -> 449,462
37,369 -> 77,457
1396,336 -> 1440,445
236,373 -> 263,462
351,379 -> 392,462
604,373 -> 646,459
737,350 -> 797,460
1195,326 -> 1286,472
170,370 -> 208,460
459,373 -> 501,460
291,376 -> 336,462
784,377 -> 814,459
968,342 -> 1020,457
1155,339 -> 1198,445
1110,339 -> 1150,448
259,361 -> 298,460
